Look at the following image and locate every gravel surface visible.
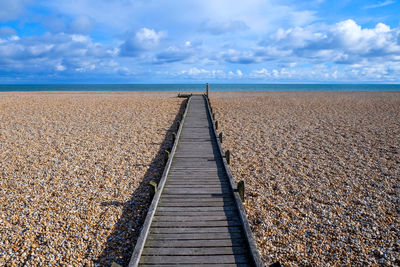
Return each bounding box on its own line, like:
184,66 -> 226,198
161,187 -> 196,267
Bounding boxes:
0,92 -> 182,266
211,92 -> 400,266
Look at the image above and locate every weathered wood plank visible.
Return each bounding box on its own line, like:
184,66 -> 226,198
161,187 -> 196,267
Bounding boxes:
157,206 -> 237,212
142,246 -> 247,256
140,264 -> 250,267
140,255 -> 250,264
163,188 -> 231,194
144,238 -> 246,247
153,215 -> 234,222
159,199 -> 234,204
160,195 -> 232,199
155,210 -> 238,217
150,226 -> 242,234
158,202 -> 234,207
151,220 -> 243,228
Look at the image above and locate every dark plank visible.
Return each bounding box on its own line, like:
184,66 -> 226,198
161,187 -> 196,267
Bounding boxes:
151,220 -> 241,228
158,202 -> 235,207
153,215 -> 233,222
144,238 -> 245,247
159,199 -> 234,204
140,255 -> 250,264
157,206 -> 237,212
155,210 -> 238,217
142,246 -> 247,256
150,226 -> 242,234
165,185 -> 225,189
140,264 -> 250,267
163,188 -> 231,194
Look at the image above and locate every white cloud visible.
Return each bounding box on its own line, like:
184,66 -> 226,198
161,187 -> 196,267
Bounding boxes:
0,32 -> 115,74
249,68 -> 271,78
135,28 -> 165,49
120,28 -> 166,57
263,19 -> 400,64
177,67 -> 226,79
365,0 -> 395,9
56,63 -> 66,71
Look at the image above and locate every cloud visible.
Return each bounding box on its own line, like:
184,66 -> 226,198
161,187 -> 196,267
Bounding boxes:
0,0 -> 27,22
365,0 -> 395,9
249,68 -> 271,78
69,16 -> 94,34
120,28 -> 166,57
262,19 -> 400,64
154,46 -> 192,64
219,49 -> 260,64
0,27 -> 16,36
175,67 -> 226,79
199,20 -> 249,35
0,32 -> 115,74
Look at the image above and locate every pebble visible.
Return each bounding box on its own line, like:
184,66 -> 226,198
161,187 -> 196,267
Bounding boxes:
0,92 -> 182,266
212,91 -> 400,266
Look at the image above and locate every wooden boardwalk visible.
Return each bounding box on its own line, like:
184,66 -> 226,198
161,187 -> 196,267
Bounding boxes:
129,95 -> 263,266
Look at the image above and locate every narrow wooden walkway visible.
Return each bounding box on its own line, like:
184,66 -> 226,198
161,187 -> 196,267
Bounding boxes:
130,95 -> 263,266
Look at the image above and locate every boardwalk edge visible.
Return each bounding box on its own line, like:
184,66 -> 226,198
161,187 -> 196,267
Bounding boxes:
128,96 -> 192,267
204,94 -> 265,267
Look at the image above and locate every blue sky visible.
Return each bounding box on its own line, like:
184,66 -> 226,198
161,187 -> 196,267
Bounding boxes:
0,0 -> 399,83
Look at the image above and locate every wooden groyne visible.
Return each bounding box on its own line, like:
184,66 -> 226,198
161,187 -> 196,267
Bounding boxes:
129,94 -> 263,266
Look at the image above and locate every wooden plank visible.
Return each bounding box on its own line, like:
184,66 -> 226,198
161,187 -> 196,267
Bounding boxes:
158,202 -> 234,207
140,264 -> 250,267
157,206 -> 237,212
155,210 -> 238,217
165,184 -> 225,188
159,199 -> 234,204
150,226 -> 242,234
152,220 -> 242,228
147,232 -> 243,240
140,255 -> 250,264
163,188 -> 231,194
160,195 -> 232,199
142,246 -> 247,256
144,238 -> 245,247
166,181 -> 228,185
153,215 -> 233,222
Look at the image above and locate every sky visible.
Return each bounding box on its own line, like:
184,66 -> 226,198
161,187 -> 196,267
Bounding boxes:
0,0 -> 399,83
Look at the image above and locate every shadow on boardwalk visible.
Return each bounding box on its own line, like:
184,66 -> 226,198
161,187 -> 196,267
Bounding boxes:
96,97 -> 188,266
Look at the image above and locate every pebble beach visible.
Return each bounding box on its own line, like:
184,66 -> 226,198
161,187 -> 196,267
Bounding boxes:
1,91 -> 399,266
0,92 -> 182,266
211,91 -> 400,266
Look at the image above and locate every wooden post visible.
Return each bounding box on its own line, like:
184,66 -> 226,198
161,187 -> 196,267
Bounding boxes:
219,132 -> 223,143
215,120 -> 218,130
164,150 -> 170,164
237,181 -> 244,202
206,83 -> 209,98
225,150 -> 230,164
149,181 -> 157,200
172,132 -> 176,143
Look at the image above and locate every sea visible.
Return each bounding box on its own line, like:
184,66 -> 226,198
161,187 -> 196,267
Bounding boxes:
0,84 -> 400,92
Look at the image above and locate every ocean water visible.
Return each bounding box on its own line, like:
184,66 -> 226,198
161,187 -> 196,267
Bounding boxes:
0,84 -> 400,92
